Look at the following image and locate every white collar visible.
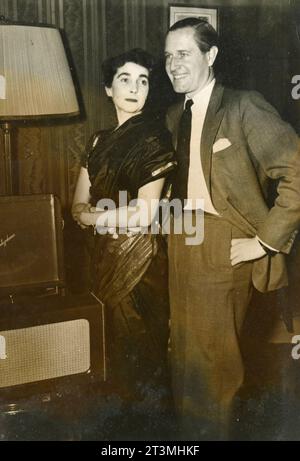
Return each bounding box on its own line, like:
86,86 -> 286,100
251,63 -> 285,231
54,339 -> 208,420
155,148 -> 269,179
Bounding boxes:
184,78 -> 216,109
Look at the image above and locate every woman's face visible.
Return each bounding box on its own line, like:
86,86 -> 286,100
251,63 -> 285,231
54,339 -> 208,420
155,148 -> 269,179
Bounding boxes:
105,62 -> 149,118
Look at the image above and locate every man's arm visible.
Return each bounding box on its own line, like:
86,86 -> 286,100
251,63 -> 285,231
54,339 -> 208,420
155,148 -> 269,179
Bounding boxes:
240,91 -> 300,253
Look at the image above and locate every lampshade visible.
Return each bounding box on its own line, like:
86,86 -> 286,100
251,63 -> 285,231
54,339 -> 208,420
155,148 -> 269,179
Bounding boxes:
0,24 -> 79,120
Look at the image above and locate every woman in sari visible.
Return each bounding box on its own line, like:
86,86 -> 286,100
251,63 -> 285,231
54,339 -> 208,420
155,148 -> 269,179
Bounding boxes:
72,49 -> 176,402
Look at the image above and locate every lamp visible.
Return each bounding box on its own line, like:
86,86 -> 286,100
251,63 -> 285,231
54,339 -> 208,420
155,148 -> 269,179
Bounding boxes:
0,20 -> 79,194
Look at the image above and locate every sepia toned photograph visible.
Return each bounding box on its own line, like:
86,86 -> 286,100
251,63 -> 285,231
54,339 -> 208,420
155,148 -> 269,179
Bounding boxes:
0,0 -> 300,444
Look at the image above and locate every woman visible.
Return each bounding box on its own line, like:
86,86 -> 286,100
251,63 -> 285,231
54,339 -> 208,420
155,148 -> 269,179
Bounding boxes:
72,49 -> 176,401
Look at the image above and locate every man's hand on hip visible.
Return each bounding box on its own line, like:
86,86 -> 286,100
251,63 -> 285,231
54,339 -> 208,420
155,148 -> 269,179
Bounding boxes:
230,237 -> 266,266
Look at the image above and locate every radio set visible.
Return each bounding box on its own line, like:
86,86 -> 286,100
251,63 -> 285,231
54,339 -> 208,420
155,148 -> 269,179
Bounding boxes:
0,194 -> 64,296
0,194 -> 106,404
0,293 -> 106,403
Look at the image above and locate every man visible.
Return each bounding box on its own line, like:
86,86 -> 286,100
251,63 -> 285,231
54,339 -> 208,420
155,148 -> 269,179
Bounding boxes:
164,17 -> 300,439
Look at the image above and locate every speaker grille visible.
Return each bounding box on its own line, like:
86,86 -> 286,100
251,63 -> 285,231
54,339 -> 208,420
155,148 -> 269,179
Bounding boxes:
0,319 -> 90,388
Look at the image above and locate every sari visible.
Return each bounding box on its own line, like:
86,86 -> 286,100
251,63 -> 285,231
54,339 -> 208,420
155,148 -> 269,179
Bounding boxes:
82,113 -> 176,398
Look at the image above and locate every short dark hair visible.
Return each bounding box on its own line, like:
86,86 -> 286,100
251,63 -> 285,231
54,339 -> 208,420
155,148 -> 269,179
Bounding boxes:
102,48 -> 155,88
168,17 -> 219,53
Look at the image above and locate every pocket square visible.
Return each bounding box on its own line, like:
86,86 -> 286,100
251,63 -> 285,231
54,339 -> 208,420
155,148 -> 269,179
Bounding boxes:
213,138 -> 232,153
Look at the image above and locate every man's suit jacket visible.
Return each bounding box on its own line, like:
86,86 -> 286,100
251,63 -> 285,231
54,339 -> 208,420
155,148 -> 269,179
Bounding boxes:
166,83 -> 300,292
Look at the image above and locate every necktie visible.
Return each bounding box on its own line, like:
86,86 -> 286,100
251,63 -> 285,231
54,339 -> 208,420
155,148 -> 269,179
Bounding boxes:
172,99 -> 194,203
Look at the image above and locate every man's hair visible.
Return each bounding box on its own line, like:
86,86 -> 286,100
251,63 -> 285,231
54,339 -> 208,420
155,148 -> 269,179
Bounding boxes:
102,48 -> 155,88
168,17 -> 219,53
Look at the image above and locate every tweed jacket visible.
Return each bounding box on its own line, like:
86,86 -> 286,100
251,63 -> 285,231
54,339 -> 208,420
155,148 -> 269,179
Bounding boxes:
166,83 -> 300,292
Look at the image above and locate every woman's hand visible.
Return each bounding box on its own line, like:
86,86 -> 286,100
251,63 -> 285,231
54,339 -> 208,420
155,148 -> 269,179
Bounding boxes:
79,209 -> 99,227
72,202 -> 91,229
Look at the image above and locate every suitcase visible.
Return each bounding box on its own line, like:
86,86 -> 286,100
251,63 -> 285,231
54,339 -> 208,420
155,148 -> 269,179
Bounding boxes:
0,194 -> 64,295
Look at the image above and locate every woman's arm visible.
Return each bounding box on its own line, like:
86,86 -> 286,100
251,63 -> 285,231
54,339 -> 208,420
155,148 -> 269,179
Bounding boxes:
72,167 -> 92,229
79,178 -> 165,230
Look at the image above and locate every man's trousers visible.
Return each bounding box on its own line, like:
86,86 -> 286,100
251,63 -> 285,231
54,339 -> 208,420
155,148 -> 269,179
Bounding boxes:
168,212 -> 253,440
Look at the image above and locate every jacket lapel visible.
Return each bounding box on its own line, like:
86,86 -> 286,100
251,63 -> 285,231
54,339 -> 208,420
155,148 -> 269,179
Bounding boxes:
200,83 -> 225,192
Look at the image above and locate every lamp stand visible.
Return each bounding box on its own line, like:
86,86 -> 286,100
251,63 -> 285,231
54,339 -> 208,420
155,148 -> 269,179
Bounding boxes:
1,122 -> 13,195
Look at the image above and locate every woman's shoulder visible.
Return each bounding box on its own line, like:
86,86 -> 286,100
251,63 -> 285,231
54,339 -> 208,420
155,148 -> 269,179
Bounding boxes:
87,129 -> 111,151
138,113 -> 172,145
81,129 -> 111,168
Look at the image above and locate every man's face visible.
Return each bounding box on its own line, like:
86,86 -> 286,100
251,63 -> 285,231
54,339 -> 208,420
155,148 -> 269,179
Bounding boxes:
165,27 -> 212,97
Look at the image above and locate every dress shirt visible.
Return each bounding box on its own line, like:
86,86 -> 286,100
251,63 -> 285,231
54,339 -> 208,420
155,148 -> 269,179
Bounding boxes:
184,79 -> 218,213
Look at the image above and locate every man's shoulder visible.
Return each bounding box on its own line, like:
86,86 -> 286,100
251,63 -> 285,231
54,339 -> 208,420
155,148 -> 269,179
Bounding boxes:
221,86 -> 282,121
166,86 -> 267,112
222,86 -> 267,106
